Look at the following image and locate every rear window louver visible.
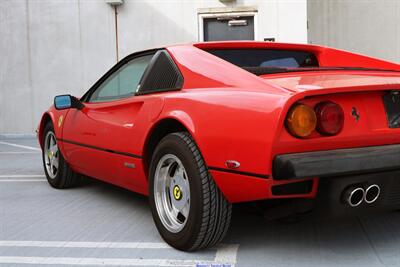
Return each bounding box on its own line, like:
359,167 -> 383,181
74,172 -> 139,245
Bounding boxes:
138,50 -> 183,94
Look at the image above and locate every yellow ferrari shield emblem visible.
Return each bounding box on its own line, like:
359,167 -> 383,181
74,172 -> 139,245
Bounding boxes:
173,185 -> 182,200
58,115 -> 63,128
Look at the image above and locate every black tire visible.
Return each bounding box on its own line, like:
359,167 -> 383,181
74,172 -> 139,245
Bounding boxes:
149,132 -> 232,251
42,122 -> 80,189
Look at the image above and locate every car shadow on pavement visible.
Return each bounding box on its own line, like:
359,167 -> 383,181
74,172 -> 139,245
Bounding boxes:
226,204 -> 400,266
72,177 -> 400,266
78,175 -> 149,207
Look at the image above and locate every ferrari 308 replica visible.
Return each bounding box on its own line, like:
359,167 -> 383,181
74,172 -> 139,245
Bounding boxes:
38,41 -> 400,251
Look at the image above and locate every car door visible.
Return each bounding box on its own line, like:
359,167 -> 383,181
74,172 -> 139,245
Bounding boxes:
61,52 -> 155,186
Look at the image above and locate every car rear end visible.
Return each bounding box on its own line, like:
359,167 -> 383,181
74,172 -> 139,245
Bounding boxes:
190,42 -> 400,217
268,72 -> 400,216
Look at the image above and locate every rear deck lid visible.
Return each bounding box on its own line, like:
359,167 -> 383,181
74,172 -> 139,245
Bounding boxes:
262,72 -> 400,93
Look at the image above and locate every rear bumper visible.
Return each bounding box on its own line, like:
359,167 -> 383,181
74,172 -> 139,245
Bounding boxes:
263,170 -> 400,219
273,144 -> 400,180
270,144 -> 400,217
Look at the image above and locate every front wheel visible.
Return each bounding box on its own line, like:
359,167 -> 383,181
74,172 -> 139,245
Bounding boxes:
149,132 -> 232,251
42,122 -> 80,188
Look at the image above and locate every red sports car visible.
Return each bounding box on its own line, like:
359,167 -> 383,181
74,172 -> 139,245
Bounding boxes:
38,41 -> 400,251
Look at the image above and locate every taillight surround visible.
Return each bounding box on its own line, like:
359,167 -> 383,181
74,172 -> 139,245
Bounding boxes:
286,101 -> 344,138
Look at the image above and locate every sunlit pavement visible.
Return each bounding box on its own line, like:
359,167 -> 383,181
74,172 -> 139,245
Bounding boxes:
1,137 -> 400,267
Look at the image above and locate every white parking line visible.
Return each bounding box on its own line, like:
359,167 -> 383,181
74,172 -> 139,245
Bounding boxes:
0,175 -> 46,182
0,179 -> 46,182
0,256 -> 209,266
0,241 -> 239,266
0,151 -> 40,154
0,175 -> 45,178
0,141 -> 41,151
215,244 -> 240,264
0,240 -> 170,249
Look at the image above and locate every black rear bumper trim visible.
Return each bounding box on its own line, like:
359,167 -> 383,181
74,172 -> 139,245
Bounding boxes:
208,166 -> 269,179
273,144 -> 400,180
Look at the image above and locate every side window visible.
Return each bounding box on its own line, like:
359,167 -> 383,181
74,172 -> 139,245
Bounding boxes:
88,54 -> 154,103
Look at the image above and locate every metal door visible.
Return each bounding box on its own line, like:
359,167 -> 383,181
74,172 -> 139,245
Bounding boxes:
203,16 -> 254,41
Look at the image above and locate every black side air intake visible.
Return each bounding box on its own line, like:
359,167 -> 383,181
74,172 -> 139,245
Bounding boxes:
138,50 -> 183,94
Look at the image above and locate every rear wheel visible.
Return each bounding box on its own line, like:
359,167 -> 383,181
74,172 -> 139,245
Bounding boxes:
149,132 -> 232,251
42,122 -> 80,188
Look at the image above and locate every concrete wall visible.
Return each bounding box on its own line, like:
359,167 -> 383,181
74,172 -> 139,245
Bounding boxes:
1,0 -> 116,134
117,0 -> 308,58
0,0 -> 307,134
308,0 -> 400,63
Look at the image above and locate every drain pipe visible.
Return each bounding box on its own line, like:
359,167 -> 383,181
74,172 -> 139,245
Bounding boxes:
106,0 -> 124,62
114,5 -> 119,62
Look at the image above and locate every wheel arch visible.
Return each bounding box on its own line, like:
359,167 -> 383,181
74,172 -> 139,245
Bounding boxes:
38,112 -> 54,149
143,116 -> 196,177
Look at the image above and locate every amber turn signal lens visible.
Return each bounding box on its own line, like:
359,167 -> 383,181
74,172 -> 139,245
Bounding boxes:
286,104 -> 317,138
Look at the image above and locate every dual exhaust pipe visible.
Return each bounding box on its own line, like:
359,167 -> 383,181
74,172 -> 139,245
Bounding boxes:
342,184 -> 380,207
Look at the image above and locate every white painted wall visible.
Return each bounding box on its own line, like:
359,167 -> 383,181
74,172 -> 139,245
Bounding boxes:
308,0 -> 400,63
117,0 -> 308,58
0,0 -> 307,134
1,0 -> 116,134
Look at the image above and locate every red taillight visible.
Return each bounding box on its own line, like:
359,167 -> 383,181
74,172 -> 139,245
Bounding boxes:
315,101 -> 344,135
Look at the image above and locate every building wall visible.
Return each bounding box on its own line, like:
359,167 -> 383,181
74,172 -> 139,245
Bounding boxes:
1,0 -> 116,134
0,0 -> 307,134
308,0 -> 400,63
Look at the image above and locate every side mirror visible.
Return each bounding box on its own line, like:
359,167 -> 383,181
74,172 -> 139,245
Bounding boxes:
54,95 -> 84,110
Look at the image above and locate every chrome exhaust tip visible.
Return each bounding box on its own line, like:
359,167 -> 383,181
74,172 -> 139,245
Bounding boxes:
343,187 -> 365,207
364,184 -> 380,204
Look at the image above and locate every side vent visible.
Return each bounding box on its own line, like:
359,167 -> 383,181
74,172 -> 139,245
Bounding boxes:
138,50 -> 183,94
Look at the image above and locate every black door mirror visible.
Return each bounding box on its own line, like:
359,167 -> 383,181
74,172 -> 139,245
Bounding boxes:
54,95 -> 84,110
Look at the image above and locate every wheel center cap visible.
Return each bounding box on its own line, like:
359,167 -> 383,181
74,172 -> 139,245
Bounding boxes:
173,185 -> 182,201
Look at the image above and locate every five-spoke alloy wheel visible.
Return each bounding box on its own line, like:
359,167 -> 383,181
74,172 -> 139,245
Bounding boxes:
44,131 -> 59,179
149,132 -> 232,251
41,122 -> 80,188
154,154 -> 191,233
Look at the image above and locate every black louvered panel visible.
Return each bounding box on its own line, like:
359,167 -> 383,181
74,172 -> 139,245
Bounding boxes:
139,50 -> 183,93
383,178 -> 400,206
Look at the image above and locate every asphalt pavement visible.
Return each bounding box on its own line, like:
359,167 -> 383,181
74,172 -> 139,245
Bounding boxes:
0,137 -> 400,267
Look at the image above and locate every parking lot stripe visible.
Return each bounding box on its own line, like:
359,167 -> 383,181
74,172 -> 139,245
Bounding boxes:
0,241 -> 238,266
0,141 -> 41,151
0,179 -> 46,182
0,256 -> 212,266
214,244 -> 239,263
0,175 -> 45,178
0,151 -> 40,154
0,175 -> 46,182
0,240 -> 170,249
